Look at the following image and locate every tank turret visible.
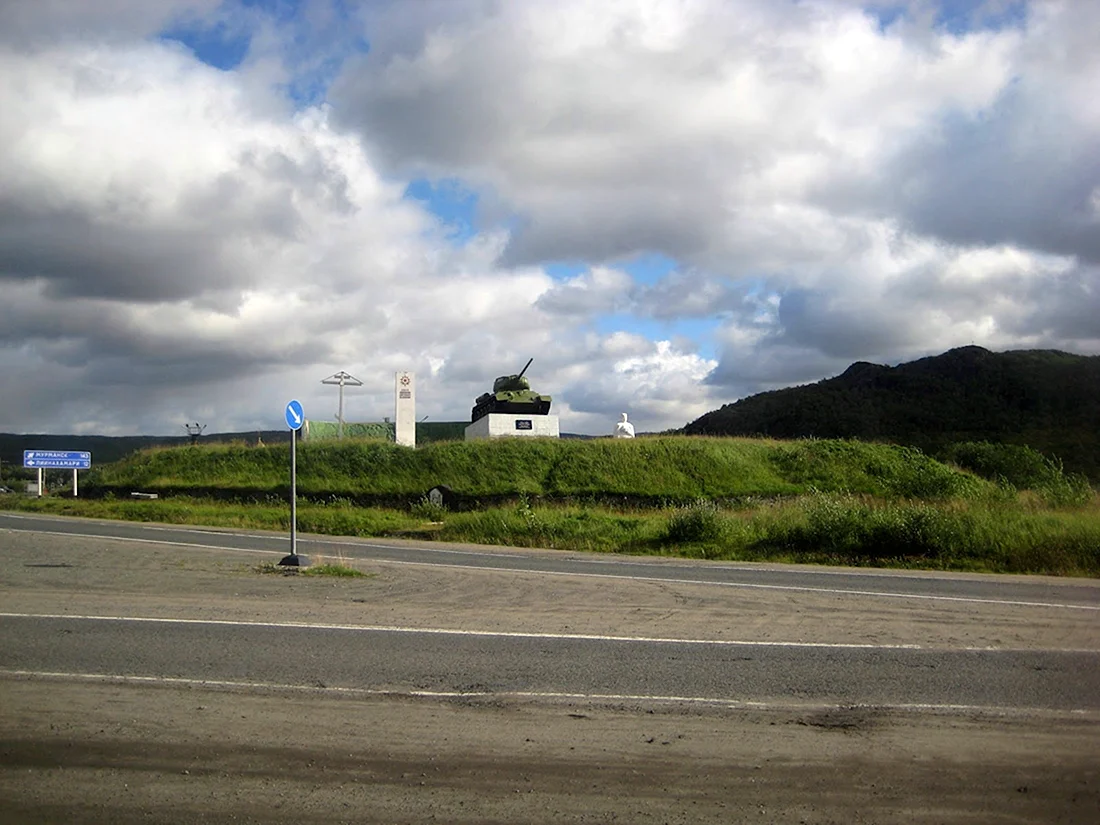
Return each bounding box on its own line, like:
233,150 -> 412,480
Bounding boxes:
471,358 -> 553,422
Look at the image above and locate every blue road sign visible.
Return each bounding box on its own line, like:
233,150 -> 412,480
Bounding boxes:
285,399 -> 304,431
24,450 -> 92,469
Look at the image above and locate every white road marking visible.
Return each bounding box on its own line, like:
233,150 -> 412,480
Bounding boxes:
2,668 -> 1096,719
2,611 -> 1098,653
0,610 -> 920,648
5,523 -> 1099,612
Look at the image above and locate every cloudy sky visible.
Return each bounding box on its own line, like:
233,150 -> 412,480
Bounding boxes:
1,0 -> 1097,437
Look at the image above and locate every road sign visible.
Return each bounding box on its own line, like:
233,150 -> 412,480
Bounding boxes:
285,399 -> 304,431
280,399 -> 308,567
24,450 -> 92,469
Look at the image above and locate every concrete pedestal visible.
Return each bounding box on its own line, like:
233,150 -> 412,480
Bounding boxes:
465,413 -> 560,441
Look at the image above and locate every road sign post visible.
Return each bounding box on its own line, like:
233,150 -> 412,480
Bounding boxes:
23,451 -> 92,497
279,400 -> 308,567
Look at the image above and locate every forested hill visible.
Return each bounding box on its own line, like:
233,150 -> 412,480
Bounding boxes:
684,347 -> 1100,479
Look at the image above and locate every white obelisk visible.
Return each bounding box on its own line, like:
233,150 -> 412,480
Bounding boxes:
395,371 -> 416,447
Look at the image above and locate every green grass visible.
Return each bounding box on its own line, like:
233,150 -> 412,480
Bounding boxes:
0,494 -> 420,535
256,561 -> 373,577
301,564 -> 371,578
4,435 -> 1096,577
79,435 -> 994,502
7,488 -> 1096,576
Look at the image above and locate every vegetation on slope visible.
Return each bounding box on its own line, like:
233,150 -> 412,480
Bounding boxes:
4,435 -> 1096,577
82,436 -> 990,503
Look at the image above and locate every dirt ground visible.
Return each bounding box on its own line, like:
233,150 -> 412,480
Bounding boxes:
2,526 -> 1099,823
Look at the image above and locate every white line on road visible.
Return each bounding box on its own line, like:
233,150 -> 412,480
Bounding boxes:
2,668 -> 1096,719
6,524 -> 1099,612
3,611 -> 1099,653
0,611 -> 920,648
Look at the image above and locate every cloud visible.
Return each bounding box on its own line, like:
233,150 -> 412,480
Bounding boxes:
817,3 -> 1100,265
333,0 -> 1027,268
0,0 -> 221,47
535,266 -> 634,316
554,336 -> 720,434
331,0 -> 1099,404
3,0 -> 1098,438
0,35 -> 724,435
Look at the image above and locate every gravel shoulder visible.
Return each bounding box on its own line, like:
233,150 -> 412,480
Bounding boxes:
2,524 -> 1099,823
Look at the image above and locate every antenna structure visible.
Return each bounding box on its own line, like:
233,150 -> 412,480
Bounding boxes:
183,422 -> 206,446
321,370 -> 364,439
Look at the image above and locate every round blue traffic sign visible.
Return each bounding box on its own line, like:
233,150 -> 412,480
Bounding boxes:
285,399 -> 304,430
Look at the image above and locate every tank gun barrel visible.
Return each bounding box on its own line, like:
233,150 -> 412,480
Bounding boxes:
517,357 -> 534,379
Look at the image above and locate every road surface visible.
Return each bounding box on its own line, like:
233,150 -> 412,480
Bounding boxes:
1,512 -> 1098,823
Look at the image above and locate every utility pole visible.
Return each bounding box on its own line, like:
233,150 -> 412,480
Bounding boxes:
321,371 -> 363,439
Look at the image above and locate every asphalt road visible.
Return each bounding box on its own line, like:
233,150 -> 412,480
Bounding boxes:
4,511 -> 1100,824
3,511 -> 1098,609
2,512 -> 1099,713
2,613 -> 1099,711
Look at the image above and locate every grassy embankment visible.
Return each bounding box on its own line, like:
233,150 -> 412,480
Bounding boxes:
2,437 -> 1097,576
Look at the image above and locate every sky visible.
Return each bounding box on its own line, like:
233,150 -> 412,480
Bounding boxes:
1,0 -> 1097,437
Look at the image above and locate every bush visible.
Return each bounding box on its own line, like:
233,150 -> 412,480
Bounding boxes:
770,439 -> 984,500
944,441 -> 1094,507
944,442 -> 1057,488
1035,473 -> 1094,508
663,499 -> 725,544
755,494 -> 977,561
410,495 -> 447,521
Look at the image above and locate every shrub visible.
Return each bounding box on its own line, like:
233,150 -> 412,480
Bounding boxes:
944,442 -> 1058,488
755,494 -> 979,561
944,441 -> 1093,507
770,439 -> 984,499
410,495 -> 447,521
663,499 -> 725,544
1035,473 -> 1094,508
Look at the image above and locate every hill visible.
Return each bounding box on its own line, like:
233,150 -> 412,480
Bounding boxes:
78,436 -> 988,505
684,347 -> 1100,479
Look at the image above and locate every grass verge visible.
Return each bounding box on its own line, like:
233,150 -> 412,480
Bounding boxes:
4,488 -> 1097,577
257,561 -> 372,577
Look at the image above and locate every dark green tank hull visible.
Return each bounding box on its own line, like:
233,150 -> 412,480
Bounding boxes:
471,395 -> 552,423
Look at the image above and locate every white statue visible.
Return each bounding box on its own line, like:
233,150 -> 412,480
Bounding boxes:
613,412 -> 635,438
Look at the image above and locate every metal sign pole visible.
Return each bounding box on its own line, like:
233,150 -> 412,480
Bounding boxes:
73,469 -> 78,497
291,427 -> 297,555
279,399 -> 308,567
38,468 -> 43,497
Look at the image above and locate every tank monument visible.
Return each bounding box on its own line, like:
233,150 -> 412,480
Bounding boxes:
465,358 -> 560,440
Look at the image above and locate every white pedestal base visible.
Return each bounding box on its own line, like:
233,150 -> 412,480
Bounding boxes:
465,413 -> 560,441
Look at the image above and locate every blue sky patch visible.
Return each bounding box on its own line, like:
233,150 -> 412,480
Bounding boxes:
404,177 -> 480,244
595,314 -> 720,360
544,261 -> 590,281
161,18 -> 250,71
544,254 -> 678,284
870,0 -> 1027,35
618,253 -> 679,286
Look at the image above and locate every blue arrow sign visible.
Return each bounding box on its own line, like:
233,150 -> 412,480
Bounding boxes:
285,399 -> 304,431
24,450 -> 92,469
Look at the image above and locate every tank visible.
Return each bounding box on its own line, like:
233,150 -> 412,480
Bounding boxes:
471,358 -> 553,422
